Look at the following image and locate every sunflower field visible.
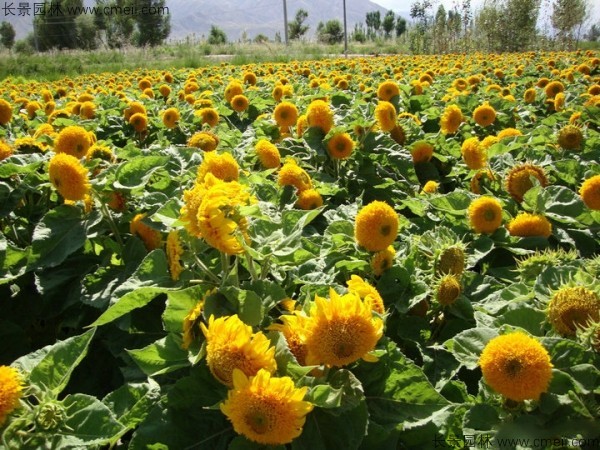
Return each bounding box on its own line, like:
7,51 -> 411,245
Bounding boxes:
1,50 -> 600,450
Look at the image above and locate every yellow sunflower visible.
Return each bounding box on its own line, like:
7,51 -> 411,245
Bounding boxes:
0,99 -> 13,125
461,137 -> 487,170
557,125 -> 583,150
224,80 -> 244,103
346,274 -> 385,314
439,104 -> 463,135
188,131 -> 219,152
580,175 -> 600,210
376,80 -> 400,101
54,125 -> 92,158
278,159 -> 312,192
436,274 -> 462,306
48,153 -> 90,201
79,101 -> 96,120
507,213 -> 552,238
505,164 -> 548,203
306,99 -> 334,134
547,286 -> 600,337
166,230 -> 184,281
130,213 -> 162,251
220,369 -> 313,445
269,312 -> 311,365
255,139 -> 281,169
230,94 -> 249,113
0,141 -> 13,160
162,107 -> 180,129
129,113 -> 148,133
273,101 -> 299,128
196,107 -> 220,127
0,365 -> 22,426
355,200 -> 399,252
411,141 -> 434,164
197,152 -> 239,182
479,332 -> 553,401
327,132 -> 355,160
468,196 -> 503,234
390,123 -> 406,145
524,88 -> 536,104
371,245 -> 395,276
200,314 -> 277,387
473,102 -> 496,127
374,101 -> 397,132
421,180 -> 439,194
497,128 -> 522,140
544,80 -> 564,99
304,289 -> 383,367
181,294 -> 206,350
296,189 -> 323,210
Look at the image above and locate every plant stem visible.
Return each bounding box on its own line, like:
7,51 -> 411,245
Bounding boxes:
244,250 -> 258,282
192,253 -> 221,284
93,190 -> 124,251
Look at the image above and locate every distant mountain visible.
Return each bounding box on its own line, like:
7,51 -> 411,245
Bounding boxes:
1,0 -> 400,43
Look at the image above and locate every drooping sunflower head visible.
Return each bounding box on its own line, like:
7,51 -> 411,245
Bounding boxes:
14,136 -> 48,154
354,200 -> 399,252
479,332 -> 553,401
200,315 -> 277,387
181,295 -> 206,350
371,245 -> 395,277
547,286 -> 600,337
130,213 -> 162,251
255,139 -> 281,169
346,274 -> 385,314
389,123 -> 406,145
188,131 -> 220,152
0,365 -> 22,426
54,125 -> 93,158
376,80 -> 400,101
162,107 -> 180,129
472,102 -> 496,127
273,101 -> 299,128
278,159 -> 312,193
123,101 -> 146,121
557,124 -> 584,151
470,168 -> 496,195
505,163 -> 548,203
220,369 -> 313,445
374,101 -> 397,132
440,104 -> 464,135
507,212 -> 552,238
524,88 -> 536,104
327,132 -> 355,160
304,289 -> 384,367
411,141 -> 434,164
296,114 -> 308,137
436,274 -> 462,306
296,189 -> 323,210
48,153 -> 90,201
197,152 -> 239,183
580,175 -> 600,210
468,196 -> 503,234
461,137 -> 487,170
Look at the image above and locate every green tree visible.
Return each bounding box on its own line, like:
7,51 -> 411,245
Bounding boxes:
317,20 -> 344,44
382,11 -> 395,39
75,15 -> 99,50
208,25 -> 227,45
586,23 -> 600,41
288,9 -> 309,40
366,11 -> 381,39
552,0 -> 589,49
351,23 -> 367,42
0,21 -> 16,51
95,0 -> 136,48
35,0 -> 83,51
433,4 -> 447,53
395,17 -> 407,38
134,0 -> 170,46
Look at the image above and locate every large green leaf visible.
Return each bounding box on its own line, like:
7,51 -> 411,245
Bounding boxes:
103,380 -> 161,429
114,155 -> 170,190
445,327 -> 498,369
127,334 -> 189,376
13,328 -> 95,396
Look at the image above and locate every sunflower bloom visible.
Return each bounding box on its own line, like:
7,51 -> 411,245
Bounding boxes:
255,139 -> 281,169
557,125 -> 583,150
468,196 -> 503,234
377,80 -> 400,101
196,107 -> 220,127
306,99 -> 334,134
182,295 -> 206,350
505,164 -> 548,203
221,369 -> 314,445
0,99 -> 13,125
461,137 -> 487,170
346,275 -> 385,314
197,152 -> 239,182
371,245 -> 395,276
304,289 -> 383,367
473,103 -> 496,127
421,180 -> 439,194
129,113 -> 148,133
374,101 -> 397,132
188,131 -> 219,152
544,80 -> 564,99
200,315 -> 277,387
269,312 -> 311,365
48,153 -> 90,201
54,125 -> 93,158
0,141 -> 14,161
0,365 -> 22,426
411,141 -> 434,164
440,104 -> 463,135
547,286 -> 600,337
479,332 -> 553,401
278,159 -> 312,192
507,213 -> 552,238
166,230 -> 184,281
273,101 -> 299,128
355,200 -> 399,252
296,189 -> 323,210
162,107 -> 180,129
436,274 -> 462,306
130,213 -> 162,251
580,175 -> 600,210
327,132 -> 354,160
230,94 -> 249,113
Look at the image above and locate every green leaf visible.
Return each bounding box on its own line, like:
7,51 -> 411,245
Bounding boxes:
445,327 -> 498,369
493,304 -> 547,336
229,436 -> 285,450
542,338 -> 591,369
13,329 -> 95,396
103,380 -> 161,429
163,286 -> 207,334
127,334 -> 189,376
27,206 -> 91,270
114,155 -> 170,190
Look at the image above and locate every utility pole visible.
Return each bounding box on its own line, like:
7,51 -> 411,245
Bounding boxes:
343,0 -> 348,56
283,0 -> 289,46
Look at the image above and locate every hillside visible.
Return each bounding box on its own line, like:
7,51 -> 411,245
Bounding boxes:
2,0 -> 393,42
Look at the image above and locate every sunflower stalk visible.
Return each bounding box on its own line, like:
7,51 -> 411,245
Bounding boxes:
93,190 -> 124,251
243,250 -> 258,282
192,252 -> 221,285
